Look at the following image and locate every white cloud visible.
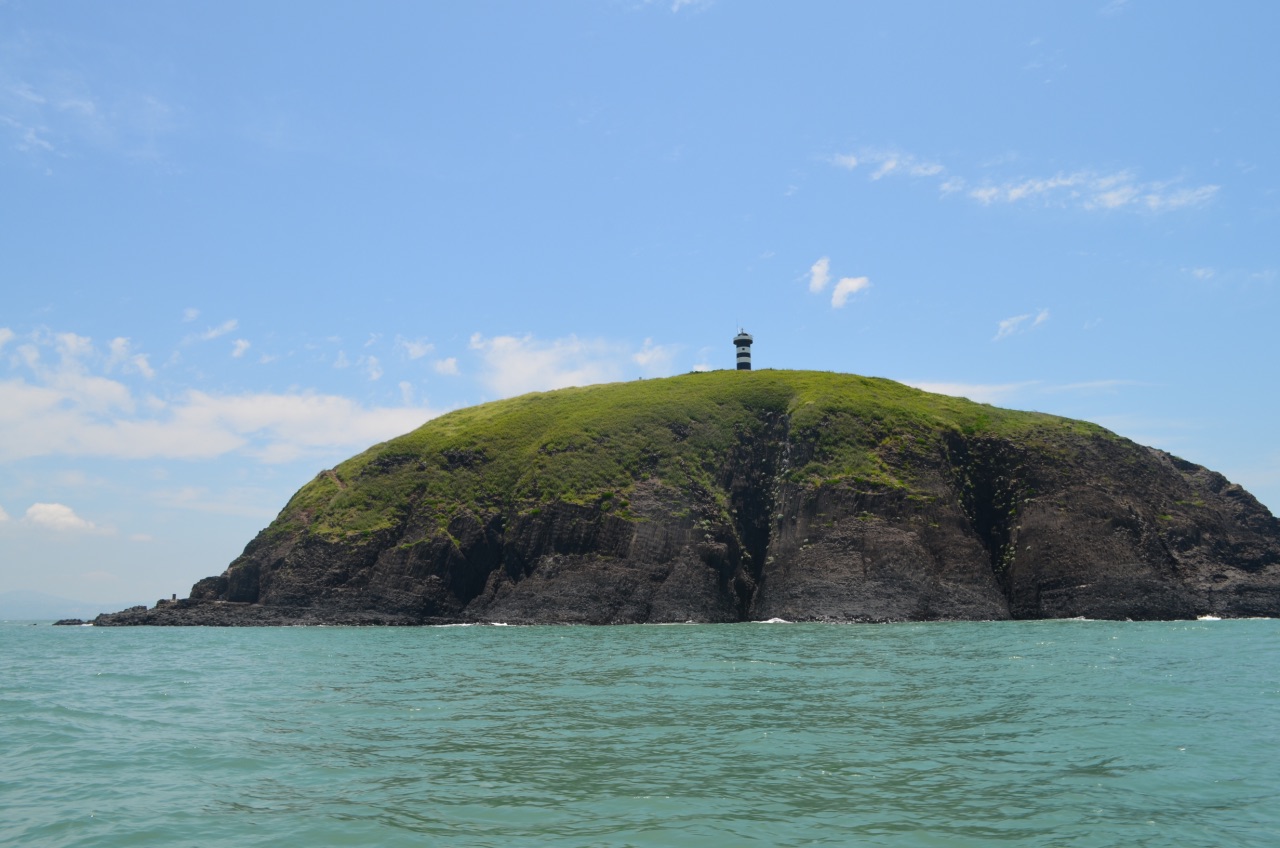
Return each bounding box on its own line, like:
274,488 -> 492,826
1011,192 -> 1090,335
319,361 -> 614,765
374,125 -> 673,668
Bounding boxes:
433,357 -> 459,376
831,153 -> 858,170
23,502 -> 108,534
993,308 -> 1049,341
196,319 -> 237,342
231,339 -> 251,358
0,505 -> 9,522
0,328 -> 14,350
397,337 -> 434,360
182,307 -> 200,323
363,355 -> 383,381
0,332 -> 443,464
831,276 -> 871,308
334,350 -> 350,368
470,333 -> 631,397
399,381 -> 415,405
1186,267 -> 1216,281
808,257 -> 831,293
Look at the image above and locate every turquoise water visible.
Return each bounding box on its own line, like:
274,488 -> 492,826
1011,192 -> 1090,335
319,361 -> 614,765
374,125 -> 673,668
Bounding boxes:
2,620 -> 1277,847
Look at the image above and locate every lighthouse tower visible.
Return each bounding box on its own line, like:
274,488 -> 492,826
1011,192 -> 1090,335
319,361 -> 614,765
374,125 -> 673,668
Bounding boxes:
733,330 -> 753,370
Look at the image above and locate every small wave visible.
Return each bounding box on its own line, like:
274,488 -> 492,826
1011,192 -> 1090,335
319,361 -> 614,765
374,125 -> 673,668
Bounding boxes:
1196,615 -> 1222,621
753,617 -> 792,624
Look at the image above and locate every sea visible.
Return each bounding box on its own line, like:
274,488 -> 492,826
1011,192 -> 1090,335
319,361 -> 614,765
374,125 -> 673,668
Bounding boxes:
2,619 -> 1277,847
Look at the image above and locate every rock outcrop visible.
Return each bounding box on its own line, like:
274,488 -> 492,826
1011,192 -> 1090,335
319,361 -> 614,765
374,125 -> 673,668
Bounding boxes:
95,371 -> 1280,625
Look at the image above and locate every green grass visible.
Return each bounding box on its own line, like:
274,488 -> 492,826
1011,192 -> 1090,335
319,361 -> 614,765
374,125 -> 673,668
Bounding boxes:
269,369 -> 1112,542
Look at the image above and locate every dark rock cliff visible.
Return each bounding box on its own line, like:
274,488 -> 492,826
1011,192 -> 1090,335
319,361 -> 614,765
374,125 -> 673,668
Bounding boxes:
95,371 -> 1280,625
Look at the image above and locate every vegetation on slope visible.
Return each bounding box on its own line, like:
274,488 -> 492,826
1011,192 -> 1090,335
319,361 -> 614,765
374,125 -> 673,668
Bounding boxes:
270,370 -> 1111,543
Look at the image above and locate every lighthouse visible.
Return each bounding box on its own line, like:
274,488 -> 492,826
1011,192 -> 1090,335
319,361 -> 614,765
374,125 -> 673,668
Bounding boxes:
733,329 -> 753,370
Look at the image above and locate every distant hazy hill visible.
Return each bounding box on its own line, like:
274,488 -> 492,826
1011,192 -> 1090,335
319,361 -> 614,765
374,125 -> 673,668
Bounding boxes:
98,370 -> 1280,625
0,590 -> 126,621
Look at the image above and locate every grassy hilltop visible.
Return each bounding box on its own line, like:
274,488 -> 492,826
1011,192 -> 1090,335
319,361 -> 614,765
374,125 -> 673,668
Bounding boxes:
279,369 -> 1107,541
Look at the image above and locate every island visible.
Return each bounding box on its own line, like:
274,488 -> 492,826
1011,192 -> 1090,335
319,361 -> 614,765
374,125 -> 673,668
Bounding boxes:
95,370 -> 1280,625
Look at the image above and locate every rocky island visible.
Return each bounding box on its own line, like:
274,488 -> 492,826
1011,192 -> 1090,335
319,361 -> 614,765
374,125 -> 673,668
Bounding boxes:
96,370 -> 1280,625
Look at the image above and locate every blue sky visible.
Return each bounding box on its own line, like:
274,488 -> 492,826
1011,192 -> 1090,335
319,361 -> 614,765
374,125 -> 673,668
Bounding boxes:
2,1 -> 1277,608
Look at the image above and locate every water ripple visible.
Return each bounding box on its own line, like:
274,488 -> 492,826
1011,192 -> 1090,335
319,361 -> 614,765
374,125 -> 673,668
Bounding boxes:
2,620 -> 1277,846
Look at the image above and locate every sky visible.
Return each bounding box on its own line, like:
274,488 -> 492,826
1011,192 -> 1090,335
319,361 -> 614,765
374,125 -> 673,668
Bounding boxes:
2,1 -> 1278,609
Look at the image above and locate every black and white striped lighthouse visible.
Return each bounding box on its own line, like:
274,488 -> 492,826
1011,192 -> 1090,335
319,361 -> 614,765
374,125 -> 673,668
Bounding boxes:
733,329 -> 753,370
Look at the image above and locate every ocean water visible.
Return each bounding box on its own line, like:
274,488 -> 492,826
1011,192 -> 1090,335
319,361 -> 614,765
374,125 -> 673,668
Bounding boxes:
2,620 -> 1277,847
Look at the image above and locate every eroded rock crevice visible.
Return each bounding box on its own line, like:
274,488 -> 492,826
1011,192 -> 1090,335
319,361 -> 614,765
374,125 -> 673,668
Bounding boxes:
945,433 -> 1024,598
717,411 -> 789,618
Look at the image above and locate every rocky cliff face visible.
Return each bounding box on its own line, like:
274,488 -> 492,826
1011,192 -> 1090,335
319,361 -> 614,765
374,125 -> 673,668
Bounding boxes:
96,371 -> 1280,625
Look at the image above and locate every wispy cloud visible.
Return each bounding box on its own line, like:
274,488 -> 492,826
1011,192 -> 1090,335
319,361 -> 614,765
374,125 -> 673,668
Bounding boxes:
191,319 -> 237,343
829,145 -> 1219,214
433,357 -> 459,376
231,339 -> 251,358
994,308 -> 1050,341
905,381 -> 1039,405
181,307 -> 199,323
0,68 -> 180,165
1044,379 -> 1145,394
831,277 -> 871,308
905,377 -> 1140,406
148,486 -> 281,520
106,337 -> 155,378
397,336 -> 434,360
833,148 -> 944,180
969,171 -> 1219,212
632,338 -> 679,375
668,0 -> 713,11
